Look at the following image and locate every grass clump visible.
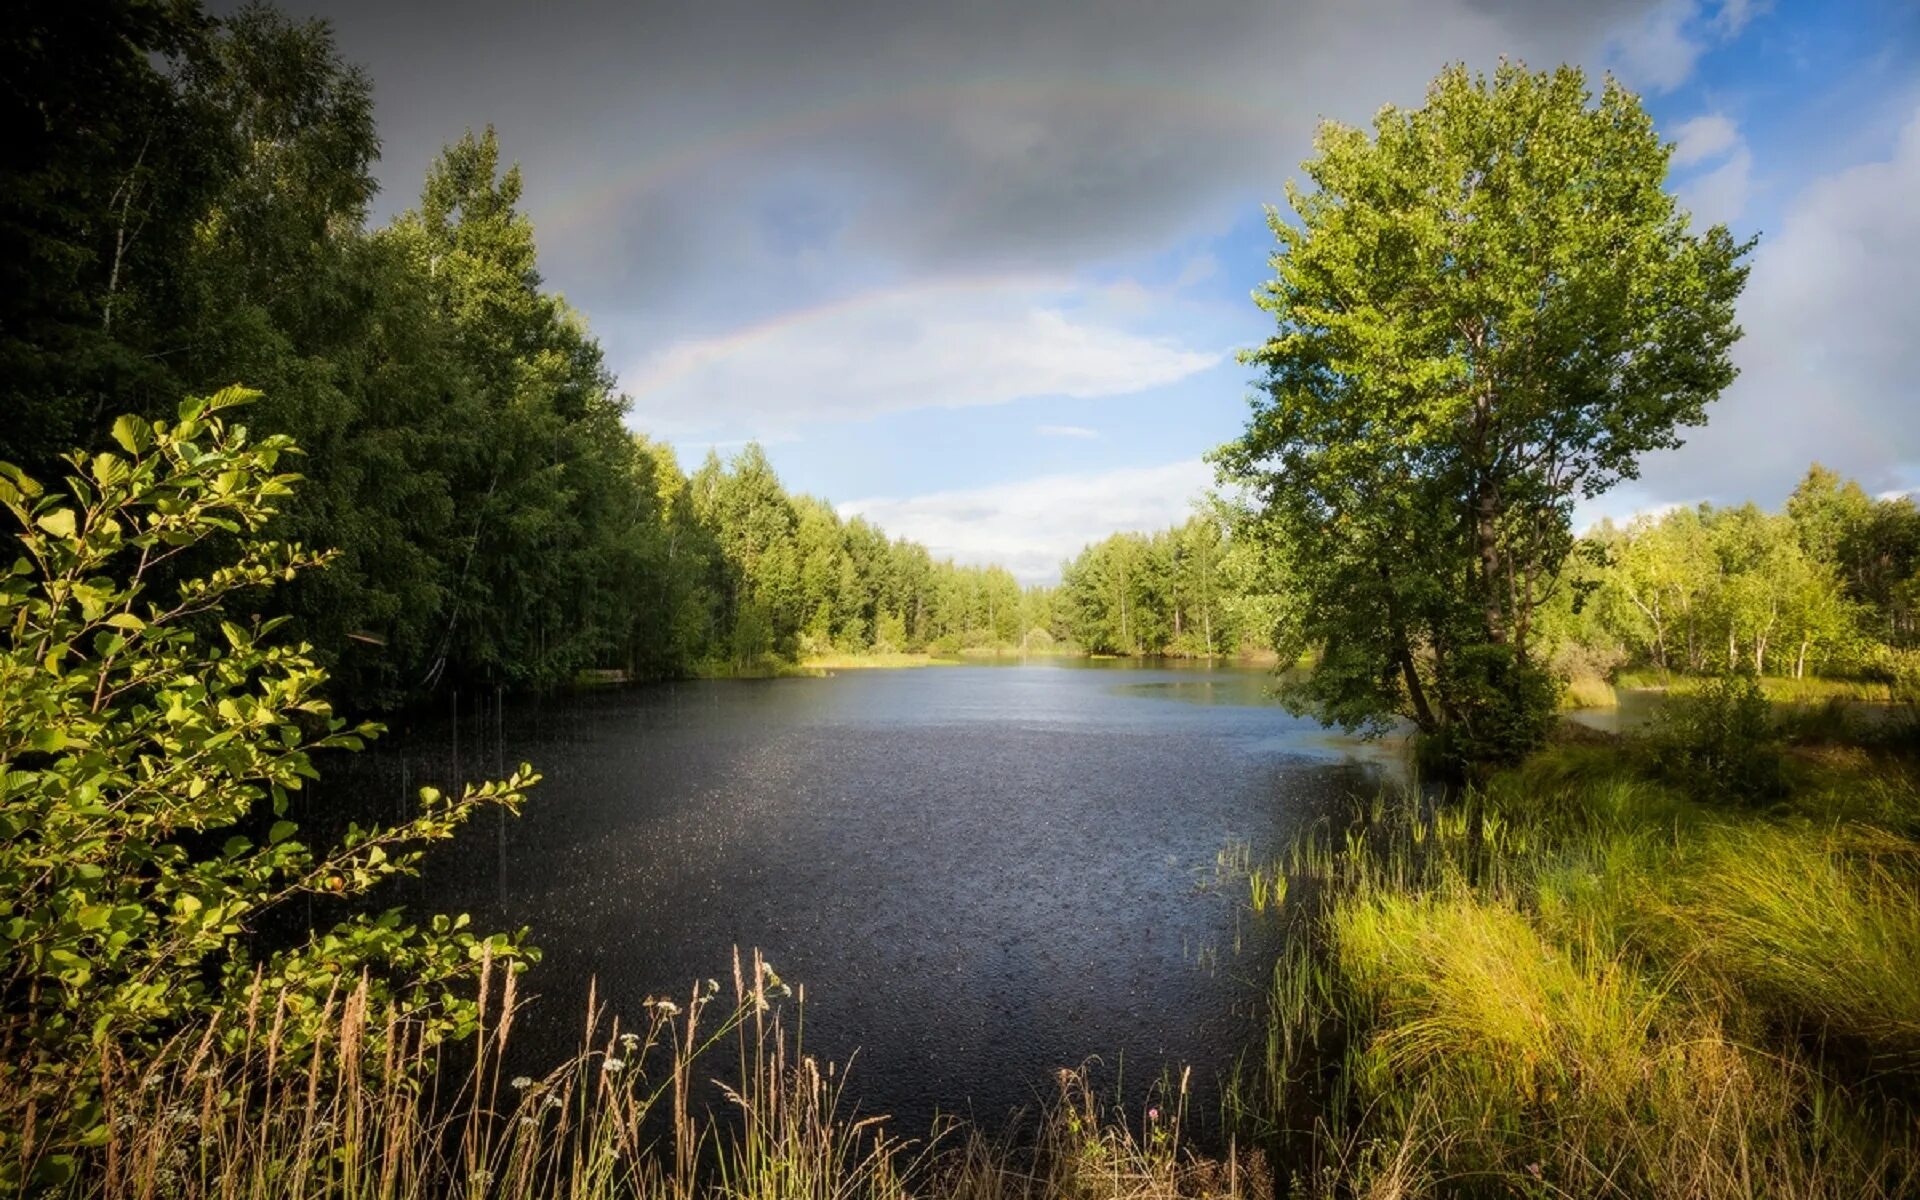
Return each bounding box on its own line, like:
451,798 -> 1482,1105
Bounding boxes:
1659,824 -> 1920,1066
25,944 -> 1280,1200
1558,673 -> 1618,710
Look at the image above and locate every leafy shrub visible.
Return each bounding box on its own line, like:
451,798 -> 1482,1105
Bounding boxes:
1422,642 -> 1560,774
0,390 -> 537,1186
1647,671 -> 1786,805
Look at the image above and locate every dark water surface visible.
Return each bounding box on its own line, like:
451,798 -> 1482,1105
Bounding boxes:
312,660 -> 1389,1133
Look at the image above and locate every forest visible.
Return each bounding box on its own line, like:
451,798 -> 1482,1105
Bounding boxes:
0,3 -> 1089,708
4,3 -> 1920,1199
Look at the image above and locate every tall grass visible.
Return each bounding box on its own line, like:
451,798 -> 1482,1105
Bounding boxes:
1613,670 -> 1900,704
25,945 -> 1276,1200
1558,674 -> 1618,710
1228,731 -> 1920,1198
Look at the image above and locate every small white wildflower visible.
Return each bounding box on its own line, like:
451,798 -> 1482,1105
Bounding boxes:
602,1057 -> 625,1073
544,1094 -> 563,1109
510,1075 -> 533,1090
760,963 -> 792,998
649,998 -> 681,1017
169,1147 -> 188,1168
619,1032 -> 639,1049
705,977 -> 720,996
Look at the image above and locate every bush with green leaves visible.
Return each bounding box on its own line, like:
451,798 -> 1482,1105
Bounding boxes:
0,389 -> 537,1187
1418,642 -> 1561,776
1647,671 -> 1786,805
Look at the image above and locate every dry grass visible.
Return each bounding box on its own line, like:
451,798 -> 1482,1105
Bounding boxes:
22,946 -> 1273,1200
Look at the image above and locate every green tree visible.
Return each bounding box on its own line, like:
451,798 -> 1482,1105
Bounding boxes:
0,392 -> 534,1185
1218,62 -> 1750,763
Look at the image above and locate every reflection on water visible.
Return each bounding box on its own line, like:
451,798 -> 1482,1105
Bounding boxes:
310,661 -> 1392,1133
1563,688 -> 1667,734
1112,676 -> 1287,708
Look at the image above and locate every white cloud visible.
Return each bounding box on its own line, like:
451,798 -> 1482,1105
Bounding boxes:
1036,424 -> 1099,439
621,281 -> 1222,439
1575,492 -> 1705,533
1669,113 -> 1751,227
839,459 -> 1216,583
1633,106 -> 1920,503
1679,144 -> 1752,226
1607,0 -> 1755,94
1608,0 -> 1705,92
1671,114 -> 1741,166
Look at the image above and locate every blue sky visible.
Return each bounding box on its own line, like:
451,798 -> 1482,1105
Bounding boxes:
306,0 -> 1920,581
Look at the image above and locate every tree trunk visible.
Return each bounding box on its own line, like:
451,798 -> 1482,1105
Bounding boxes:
1476,482 -> 1504,644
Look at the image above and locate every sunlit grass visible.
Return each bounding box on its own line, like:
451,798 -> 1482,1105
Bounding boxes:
1226,733 -> 1920,1198
1558,673 -> 1618,710
799,651 -> 956,670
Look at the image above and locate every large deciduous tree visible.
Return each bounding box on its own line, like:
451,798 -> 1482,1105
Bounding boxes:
1216,62 -> 1750,765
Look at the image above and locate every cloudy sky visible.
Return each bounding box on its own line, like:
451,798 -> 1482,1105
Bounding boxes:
288,0 -> 1919,581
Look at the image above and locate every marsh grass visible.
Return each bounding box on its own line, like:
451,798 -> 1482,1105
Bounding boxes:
798,652 -> 958,671
1558,674 -> 1618,710
1613,671 -> 1900,704
1227,732 -> 1920,1198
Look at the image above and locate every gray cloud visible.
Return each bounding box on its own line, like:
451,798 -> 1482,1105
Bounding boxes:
279,0 -> 1659,339
256,0 -> 1916,517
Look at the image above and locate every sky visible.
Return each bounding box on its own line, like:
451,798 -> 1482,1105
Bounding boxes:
284,0 -> 1920,582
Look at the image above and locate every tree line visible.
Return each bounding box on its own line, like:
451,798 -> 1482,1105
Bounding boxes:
1540,464 -> 1920,684
1050,509 -> 1286,657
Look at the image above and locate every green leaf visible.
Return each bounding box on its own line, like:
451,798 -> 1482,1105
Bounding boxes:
0,460 -> 44,498
36,509 -> 76,539
104,612 -> 144,633
90,453 -> 127,488
110,415 -> 151,454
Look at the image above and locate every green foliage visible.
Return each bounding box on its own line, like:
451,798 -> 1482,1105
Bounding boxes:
0,393 -> 536,1185
1055,506 -> 1284,659
1547,464 -> 1914,689
1647,672 -> 1787,805
1217,61 -> 1751,764
1423,642 -> 1559,772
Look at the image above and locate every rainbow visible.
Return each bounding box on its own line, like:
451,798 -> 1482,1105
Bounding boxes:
621,271 -> 1075,397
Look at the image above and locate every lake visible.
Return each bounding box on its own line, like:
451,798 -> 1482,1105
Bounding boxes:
311,660 -> 1394,1135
